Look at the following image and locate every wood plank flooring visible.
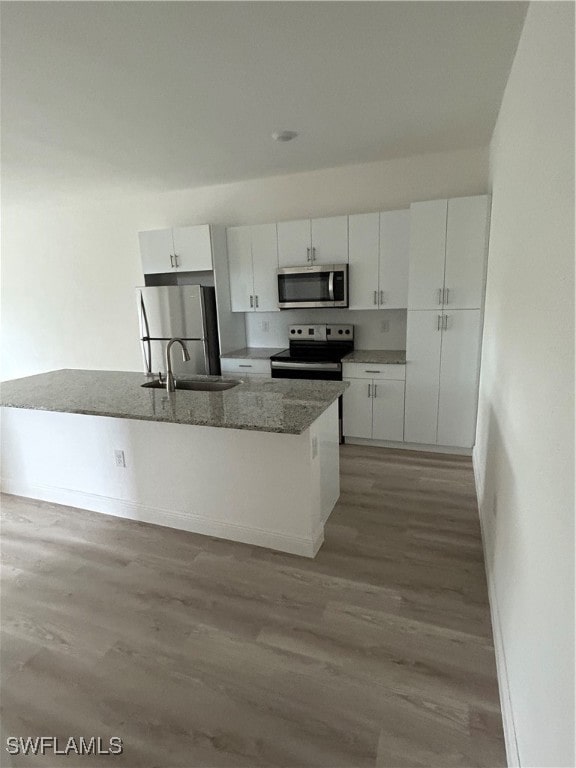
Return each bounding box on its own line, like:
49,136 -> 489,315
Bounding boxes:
0,445 -> 505,767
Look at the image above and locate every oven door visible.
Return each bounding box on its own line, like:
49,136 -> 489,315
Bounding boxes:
277,265 -> 348,309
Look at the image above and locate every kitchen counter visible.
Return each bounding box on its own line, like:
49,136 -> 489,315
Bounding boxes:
0,369 -> 346,436
343,349 -> 406,365
221,347 -> 284,360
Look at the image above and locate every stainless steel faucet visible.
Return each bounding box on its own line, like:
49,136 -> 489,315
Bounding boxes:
165,338 -> 190,392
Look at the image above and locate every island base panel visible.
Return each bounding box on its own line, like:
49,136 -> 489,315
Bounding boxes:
1,403 -> 339,558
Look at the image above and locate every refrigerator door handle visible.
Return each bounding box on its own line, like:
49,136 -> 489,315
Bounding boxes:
141,339 -> 152,374
138,291 -> 153,373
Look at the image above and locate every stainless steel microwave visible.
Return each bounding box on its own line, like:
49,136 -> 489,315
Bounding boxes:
277,264 -> 348,309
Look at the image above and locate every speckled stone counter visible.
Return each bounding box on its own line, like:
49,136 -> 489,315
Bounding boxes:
221,347 -> 284,360
343,349 -> 406,365
0,369 -> 347,435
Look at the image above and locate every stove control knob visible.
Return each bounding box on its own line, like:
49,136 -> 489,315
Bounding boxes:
297,329 -> 302,334
290,329 -> 296,334
345,329 -> 350,334
338,329 -> 343,335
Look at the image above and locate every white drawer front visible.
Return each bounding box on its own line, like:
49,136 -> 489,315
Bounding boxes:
342,363 -> 405,380
221,358 -> 271,376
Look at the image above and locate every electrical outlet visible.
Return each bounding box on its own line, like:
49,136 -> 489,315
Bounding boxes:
380,319 -> 390,333
114,449 -> 126,468
261,320 -> 270,333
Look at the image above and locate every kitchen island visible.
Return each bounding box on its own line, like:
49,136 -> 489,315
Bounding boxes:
1,370 -> 347,556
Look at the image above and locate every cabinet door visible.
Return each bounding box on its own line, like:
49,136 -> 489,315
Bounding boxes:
172,225 -> 213,271
343,378 -> 373,439
277,219 -> 311,267
372,379 -> 405,442
404,310 -> 442,444
379,209 -> 409,308
311,216 -> 348,265
437,310 -> 482,448
226,226 -> 254,312
251,223 -> 279,312
348,213 -> 380,310
138,228 -> 175,274
444,196 -> 489,310
407,200 -> 447,310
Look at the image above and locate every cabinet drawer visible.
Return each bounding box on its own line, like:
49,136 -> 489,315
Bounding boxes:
220,358 -> 271,376
342,363 -> 405,380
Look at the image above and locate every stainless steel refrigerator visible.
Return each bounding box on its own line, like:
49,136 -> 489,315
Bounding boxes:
136,285 -> 220,376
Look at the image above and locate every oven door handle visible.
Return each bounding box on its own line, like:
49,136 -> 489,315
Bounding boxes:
328,271 -> 335,301
271,361 -> 341,371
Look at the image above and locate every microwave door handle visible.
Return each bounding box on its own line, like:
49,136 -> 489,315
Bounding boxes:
328,271 -> 335,301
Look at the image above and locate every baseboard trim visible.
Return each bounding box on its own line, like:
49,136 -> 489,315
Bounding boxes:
1,479 -> 322,558
344,437 -> 472,456
472,451 -> 521,768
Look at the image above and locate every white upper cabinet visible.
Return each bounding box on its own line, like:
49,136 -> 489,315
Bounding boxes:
138,229 -> 175,274
139,225 -> 214,274
227,223 -> 279,312
172,225 -> 213,271
310,216 -> 348,265
348,210 -> 409,310
251,223 -> 279,312
277,219 -> 311,267
348,213 -> 380,310
408,195 -> 490,310
379,209 -> 410,308
444,196 -> 490,309
408,199 -> 448,310
277,216 -> 348,267
227,226 -> 254,312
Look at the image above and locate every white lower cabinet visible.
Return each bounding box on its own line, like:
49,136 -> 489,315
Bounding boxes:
220,358 -> 271,379
343,365 -> 405,442
404,309 -> 482,448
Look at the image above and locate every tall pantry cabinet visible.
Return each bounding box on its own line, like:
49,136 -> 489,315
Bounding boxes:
404,195 -> 490,448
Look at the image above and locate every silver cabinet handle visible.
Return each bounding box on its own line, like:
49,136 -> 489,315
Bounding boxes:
437,288 -> 443,305
306,247 -> 311,262
444,287 -> 449,304
170,254 -> 174,268
437,314 -> 442,331
174,254 -> 179,268
255,295 -> 259,308
373,290 -> 378,305
249,295 -> 254,308
380,290 -> 384,304
239,364 -> 253,368
367,384 -> 372,398
365,370 -> 380,373
374,384 -> 378,398
443,315 -> 449,330
312,247 -> 316,262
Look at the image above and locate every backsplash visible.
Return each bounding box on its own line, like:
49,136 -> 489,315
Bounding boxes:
245,309 -> 407,349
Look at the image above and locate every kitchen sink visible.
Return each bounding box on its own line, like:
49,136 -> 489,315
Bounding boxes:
141,378 -> 240,392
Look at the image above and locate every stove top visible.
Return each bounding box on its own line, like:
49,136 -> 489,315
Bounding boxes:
270,324 -> 354,365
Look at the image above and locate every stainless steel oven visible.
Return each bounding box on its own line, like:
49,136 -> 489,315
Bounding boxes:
277,264 -> 348,309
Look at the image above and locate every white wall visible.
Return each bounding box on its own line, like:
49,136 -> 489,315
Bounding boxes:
474,4 -> 574,767
1,147 -> 487,380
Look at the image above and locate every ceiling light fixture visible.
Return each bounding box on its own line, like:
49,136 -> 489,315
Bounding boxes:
272,130 -> 298,142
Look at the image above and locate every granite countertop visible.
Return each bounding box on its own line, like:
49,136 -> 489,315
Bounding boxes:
221,347 -> 284,360
0,370 -> 347,435
343,349 -> 406,365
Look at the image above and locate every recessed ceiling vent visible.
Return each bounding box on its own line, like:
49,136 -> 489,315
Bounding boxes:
272,130 -> 298,142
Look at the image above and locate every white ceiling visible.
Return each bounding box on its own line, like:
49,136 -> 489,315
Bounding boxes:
2,1 -> 527,205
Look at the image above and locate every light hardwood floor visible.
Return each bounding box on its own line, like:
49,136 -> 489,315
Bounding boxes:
0,445 -> 505,767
